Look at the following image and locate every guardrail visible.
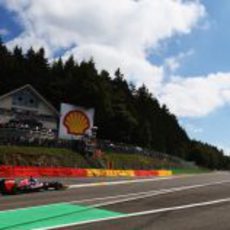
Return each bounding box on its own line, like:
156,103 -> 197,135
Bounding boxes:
0,165 -> 172,177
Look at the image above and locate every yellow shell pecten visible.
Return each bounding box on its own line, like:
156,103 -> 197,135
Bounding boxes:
63,110 -> 90,135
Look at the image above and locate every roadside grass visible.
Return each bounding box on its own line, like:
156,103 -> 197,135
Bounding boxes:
0,145 -> 88,168
103,152 -> 182,170
0,146 -> 204,173
171,168 -> 210,175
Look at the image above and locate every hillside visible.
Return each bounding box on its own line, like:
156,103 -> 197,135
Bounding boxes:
0,39 -> 230,169
0,146 -> 198,172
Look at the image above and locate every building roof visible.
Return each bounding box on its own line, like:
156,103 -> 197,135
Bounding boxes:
0,84 -> 59,116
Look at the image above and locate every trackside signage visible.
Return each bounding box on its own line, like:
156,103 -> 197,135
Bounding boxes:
58,103 -> 94,140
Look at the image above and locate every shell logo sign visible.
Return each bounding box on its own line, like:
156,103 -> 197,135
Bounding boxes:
63,110 -> 90,135
59,103 -> 94,140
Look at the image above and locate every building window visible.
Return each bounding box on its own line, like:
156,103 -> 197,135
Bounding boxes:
12,89 -> 39,108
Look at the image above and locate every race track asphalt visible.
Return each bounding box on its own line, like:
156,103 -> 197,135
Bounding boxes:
1,172 -> 230,229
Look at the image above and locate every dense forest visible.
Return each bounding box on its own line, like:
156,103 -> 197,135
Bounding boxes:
0,38 -> 229,169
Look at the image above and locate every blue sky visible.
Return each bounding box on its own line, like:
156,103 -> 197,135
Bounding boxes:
0,5 -> 22,40
151,0 -> 230,77
1,0 -> 230,154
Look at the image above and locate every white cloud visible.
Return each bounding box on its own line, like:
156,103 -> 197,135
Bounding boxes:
160,72 -> 230,117
63,43 -> 164,91
2,0 -> 205,61
1,0 -> 207,116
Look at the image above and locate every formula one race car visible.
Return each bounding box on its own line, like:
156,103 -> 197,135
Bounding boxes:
0,177 -> 66,195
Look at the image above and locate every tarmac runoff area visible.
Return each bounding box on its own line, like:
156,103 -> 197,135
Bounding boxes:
1,172 -> 230,229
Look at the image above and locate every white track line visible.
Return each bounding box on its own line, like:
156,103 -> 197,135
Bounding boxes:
70,179 -> 230,208
32,179 -> 230,229
1,177 -> 229,214
68,175 -> 188,189
68,172 -> 225,189
35,197 -> 230,230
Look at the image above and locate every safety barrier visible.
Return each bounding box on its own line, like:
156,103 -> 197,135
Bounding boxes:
157,170 -> 173,176
134,170 -> 158,177
0,165 -> 87,177
134,170 -> 172,177
0,165 -> 172,177
86,169 -> 135,177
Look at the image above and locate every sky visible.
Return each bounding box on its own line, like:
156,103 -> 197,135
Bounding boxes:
1,0 -> 230,154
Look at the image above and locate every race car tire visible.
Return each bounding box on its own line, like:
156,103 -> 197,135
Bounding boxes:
54,183 -> 63,190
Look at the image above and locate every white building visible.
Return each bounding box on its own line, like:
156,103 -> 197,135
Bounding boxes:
0,84 -> 59,130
